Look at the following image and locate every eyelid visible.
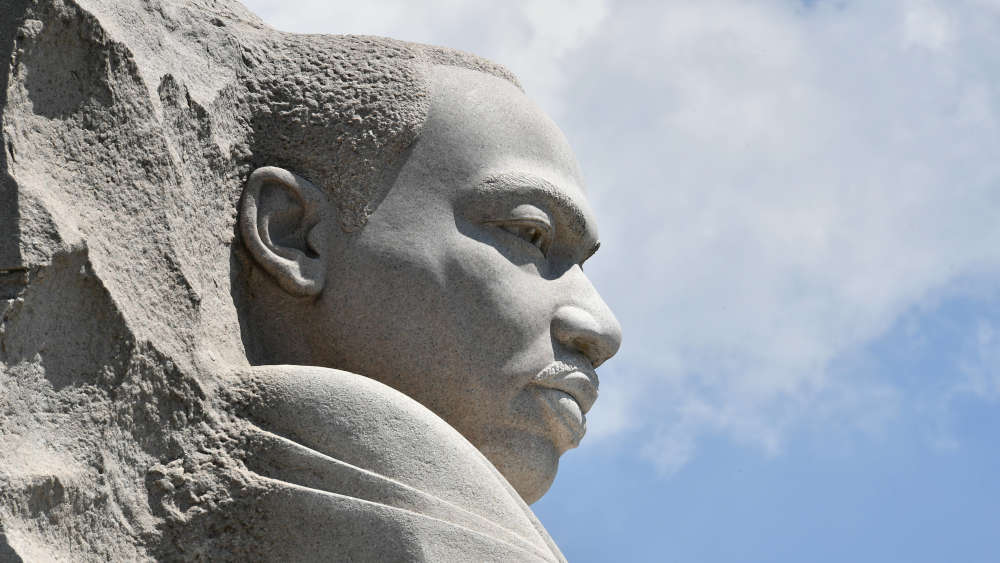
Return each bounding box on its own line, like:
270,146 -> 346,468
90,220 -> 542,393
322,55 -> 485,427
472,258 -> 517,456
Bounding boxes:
484,214 -> 553,255
509,203 -> 552,225
484,203 -> 553,230
495,215 -> 551,231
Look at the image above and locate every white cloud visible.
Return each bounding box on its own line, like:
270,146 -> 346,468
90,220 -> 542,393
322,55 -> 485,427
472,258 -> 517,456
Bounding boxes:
958,320 -> 1000,401
903,0 -> 955,51
240,0 -> 1000,475
581,363 -> 643,441
242,0 -> 609,117
559,0 -> 1000,473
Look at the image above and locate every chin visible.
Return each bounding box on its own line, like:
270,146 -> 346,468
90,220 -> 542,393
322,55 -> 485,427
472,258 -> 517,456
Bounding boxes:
478,431 -> 562,505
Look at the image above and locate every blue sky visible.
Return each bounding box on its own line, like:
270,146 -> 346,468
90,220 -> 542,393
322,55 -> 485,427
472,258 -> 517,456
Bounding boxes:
241,1 -> 1000,560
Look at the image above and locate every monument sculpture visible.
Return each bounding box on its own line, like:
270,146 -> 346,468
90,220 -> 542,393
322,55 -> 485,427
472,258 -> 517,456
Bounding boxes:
0,0 -> 621,560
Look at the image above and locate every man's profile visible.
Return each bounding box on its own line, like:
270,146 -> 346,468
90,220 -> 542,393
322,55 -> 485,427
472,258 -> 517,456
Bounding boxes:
0,1 -> 620,560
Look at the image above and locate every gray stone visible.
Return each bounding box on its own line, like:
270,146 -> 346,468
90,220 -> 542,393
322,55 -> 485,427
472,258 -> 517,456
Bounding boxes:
0,0 -> 621,560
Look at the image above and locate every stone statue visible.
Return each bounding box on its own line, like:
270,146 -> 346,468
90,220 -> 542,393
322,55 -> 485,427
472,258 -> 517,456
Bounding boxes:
0,0 -> 620,560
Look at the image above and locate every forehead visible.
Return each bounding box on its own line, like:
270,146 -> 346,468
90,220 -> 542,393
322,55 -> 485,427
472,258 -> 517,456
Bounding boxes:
419,66 -> 596,231
424,66 -> 582,175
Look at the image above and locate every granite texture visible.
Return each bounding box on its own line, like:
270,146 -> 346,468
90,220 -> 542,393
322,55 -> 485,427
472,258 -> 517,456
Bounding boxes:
0,0 -> 621,560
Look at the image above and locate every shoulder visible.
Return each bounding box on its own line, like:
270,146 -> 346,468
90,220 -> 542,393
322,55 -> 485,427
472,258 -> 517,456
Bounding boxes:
213,364 -> 564,561
219,364 -> 474,466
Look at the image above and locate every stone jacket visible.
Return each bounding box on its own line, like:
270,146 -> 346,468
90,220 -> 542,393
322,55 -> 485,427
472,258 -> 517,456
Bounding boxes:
220,366 -> 566,562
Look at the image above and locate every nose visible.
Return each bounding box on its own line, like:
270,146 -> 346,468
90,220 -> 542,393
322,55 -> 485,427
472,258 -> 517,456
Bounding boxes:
551,269 -> 622,368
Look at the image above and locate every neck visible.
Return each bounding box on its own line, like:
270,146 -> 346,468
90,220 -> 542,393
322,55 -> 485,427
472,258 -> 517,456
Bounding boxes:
237,268 -> 318,366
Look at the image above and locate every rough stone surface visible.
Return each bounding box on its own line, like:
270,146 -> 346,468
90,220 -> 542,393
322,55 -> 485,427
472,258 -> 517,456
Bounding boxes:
0,1 -> 621,560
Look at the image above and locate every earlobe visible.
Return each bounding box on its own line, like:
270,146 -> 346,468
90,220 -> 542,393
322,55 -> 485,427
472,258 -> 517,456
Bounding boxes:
240,166 -> 330,297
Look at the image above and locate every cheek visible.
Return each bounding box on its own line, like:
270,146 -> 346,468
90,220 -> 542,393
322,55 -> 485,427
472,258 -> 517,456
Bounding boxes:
321,229 -> 458,368
443,238 -> 553,360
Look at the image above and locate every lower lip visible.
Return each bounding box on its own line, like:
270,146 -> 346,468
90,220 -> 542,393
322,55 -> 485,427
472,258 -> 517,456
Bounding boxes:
540,388 -> 586,448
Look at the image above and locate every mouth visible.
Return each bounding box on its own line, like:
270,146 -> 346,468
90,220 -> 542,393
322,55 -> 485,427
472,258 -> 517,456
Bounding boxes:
531,357 -> 599,414
529,357 -> 600,450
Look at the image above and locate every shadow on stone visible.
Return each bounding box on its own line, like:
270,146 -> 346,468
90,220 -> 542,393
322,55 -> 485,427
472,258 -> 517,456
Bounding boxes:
1,248 -> 133,389
0,530 -> 24,563
0,0 -> 31,271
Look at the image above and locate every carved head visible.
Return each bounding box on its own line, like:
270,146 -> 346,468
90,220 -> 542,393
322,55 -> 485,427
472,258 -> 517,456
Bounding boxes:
237,36 -> 622,503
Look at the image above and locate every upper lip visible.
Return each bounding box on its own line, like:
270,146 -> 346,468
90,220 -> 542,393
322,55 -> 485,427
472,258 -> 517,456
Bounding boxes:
531,357 -> 599,413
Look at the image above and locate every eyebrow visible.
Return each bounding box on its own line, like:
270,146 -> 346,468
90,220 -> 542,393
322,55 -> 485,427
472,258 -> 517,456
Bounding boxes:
477,172 -> 601,260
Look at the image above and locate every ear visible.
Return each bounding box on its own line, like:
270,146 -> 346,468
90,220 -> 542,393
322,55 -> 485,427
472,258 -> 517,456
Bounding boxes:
240,166 -> 331,297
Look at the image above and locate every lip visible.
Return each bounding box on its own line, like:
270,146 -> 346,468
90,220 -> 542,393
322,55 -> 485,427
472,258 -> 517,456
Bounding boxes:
531,357 -> 599,414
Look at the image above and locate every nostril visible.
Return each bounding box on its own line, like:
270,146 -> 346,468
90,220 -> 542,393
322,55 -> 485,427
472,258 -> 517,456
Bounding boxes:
552,306 -> 621,368
584,340 -> 610,369
573,331 -> 616,368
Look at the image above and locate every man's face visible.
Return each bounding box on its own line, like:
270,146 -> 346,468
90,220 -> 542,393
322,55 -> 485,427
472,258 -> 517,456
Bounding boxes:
307,65 -> 622,503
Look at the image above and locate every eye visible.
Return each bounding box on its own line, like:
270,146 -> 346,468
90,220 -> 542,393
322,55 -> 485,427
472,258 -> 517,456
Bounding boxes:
488,218 -> 552,256
502,221 -> 547,250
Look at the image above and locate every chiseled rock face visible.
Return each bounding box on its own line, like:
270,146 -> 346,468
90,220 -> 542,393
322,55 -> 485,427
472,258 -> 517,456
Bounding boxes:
0,1 -> 621,560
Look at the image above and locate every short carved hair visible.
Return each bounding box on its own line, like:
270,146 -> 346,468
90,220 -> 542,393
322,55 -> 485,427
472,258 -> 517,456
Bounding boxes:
243,33 -> 521,231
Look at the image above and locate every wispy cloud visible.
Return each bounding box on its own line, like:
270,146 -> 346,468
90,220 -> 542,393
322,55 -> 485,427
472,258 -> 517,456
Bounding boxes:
957,320 -> 1000,401
558,0 -> 1000,472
